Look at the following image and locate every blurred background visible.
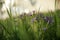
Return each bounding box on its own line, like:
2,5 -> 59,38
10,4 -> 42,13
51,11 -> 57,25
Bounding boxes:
0,0 -> 60,19
0,0 -> 60,40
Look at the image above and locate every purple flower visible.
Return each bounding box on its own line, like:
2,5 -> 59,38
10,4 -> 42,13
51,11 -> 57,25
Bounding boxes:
36,17 -> 40,22
43,16 -> 54,24
36,13 -> 44,22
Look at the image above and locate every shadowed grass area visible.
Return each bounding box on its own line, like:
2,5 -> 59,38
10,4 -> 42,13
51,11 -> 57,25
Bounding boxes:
0,10 -> 60,40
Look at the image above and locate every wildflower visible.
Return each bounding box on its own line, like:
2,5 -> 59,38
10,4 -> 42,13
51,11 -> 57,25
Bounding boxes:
36,16 -> 40,22
36,13 -> 44,22
43,16 -> 54,24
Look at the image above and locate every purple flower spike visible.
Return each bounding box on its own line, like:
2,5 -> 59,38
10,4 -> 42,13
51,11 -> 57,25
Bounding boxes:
44,16 -> 54,24
36,13 -> 44,22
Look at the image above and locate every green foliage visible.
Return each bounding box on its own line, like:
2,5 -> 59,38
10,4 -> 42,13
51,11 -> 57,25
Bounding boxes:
0,10 -> 60,40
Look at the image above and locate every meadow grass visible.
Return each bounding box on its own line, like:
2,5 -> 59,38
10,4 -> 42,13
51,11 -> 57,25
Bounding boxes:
0,10 -> 60,40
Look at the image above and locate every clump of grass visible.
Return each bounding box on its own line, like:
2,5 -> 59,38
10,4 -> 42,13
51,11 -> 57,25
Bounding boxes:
0,9 -> 60,40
